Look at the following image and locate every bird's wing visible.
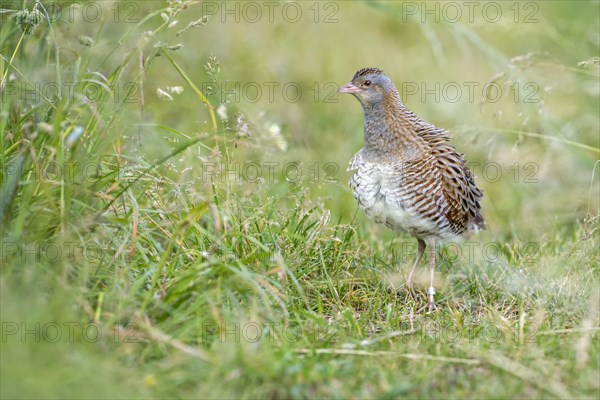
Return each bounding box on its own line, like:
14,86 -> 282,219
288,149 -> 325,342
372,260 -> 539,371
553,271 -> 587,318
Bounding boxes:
416,126 -> 486,232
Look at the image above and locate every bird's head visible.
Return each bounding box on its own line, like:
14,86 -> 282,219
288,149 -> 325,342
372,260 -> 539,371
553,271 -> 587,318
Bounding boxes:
339,67 -> 395,107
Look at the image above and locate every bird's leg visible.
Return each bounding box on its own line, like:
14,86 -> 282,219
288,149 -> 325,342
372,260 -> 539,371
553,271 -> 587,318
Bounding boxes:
427,244 -> 438,313
406,239 -> 426,298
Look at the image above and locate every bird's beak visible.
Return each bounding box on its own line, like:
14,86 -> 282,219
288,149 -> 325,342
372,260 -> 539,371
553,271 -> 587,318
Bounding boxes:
339,82 -> 359,94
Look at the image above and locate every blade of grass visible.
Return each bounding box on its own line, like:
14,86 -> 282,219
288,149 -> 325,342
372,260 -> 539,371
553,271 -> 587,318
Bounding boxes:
474,127 -> 600,154
159,48 -> 218,132
99,135 -> 206,214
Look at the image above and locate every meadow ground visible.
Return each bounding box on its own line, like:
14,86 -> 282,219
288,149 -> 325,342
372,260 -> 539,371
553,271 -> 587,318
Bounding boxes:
1,1 -> 599,398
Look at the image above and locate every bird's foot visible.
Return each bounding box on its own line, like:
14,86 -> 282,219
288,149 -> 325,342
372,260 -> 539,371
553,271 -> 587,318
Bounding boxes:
405,283 -> 417,300
426,300 -> 438,313
414,287 -> 439,314
426,287 -> 438,314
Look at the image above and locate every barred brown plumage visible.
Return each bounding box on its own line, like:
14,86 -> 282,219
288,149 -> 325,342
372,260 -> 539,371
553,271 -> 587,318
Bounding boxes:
340,68 -> 486,312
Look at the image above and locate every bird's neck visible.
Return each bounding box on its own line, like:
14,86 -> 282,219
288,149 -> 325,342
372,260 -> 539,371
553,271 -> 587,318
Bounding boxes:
362,101 -> 387,143
361,92 -> 425,160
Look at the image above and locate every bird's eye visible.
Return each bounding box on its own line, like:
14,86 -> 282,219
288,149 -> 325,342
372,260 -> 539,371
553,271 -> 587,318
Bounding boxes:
364,80 -> 372,87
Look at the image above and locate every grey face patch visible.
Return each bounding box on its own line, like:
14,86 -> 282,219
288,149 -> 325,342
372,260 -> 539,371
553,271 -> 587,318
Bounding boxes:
351,73 -> 393,106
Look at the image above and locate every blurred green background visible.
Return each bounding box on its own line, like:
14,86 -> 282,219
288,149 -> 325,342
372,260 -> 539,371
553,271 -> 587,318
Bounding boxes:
1,1 -> 599,398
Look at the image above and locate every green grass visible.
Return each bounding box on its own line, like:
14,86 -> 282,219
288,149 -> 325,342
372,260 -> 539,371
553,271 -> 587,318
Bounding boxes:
1,1 -> 599,398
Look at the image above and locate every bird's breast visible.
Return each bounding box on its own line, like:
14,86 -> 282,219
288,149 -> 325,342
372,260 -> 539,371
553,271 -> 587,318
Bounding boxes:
348,153 -> 439,238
